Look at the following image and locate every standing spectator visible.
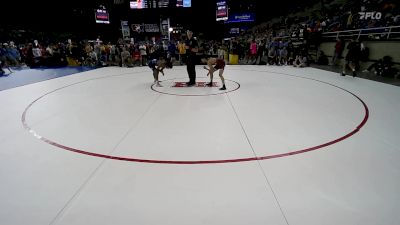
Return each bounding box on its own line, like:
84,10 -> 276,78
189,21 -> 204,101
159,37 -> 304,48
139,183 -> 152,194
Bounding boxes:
32,40 -> 42,67
248,40 -> 257,64
168,41 -> 177,61
256,40 -> 265,65
217,43 -> 224,60
139,43 -> 147,66
177,40 -> 186,65
330,37 -> 345,66
341,38 -> 360,77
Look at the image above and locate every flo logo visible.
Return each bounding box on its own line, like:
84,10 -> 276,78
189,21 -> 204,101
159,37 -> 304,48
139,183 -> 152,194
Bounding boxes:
359,12 -> 382,20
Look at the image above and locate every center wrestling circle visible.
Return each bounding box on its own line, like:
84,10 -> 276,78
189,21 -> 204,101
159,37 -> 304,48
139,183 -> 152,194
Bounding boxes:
151,77 -> 241,96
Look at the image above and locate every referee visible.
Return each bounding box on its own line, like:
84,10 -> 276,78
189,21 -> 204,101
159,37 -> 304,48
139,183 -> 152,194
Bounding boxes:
184,30 -> 199,86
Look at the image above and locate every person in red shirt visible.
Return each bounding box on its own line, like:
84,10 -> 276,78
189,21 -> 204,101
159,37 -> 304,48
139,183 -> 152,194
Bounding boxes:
201,56 -> 226,90
330,37 -> 345,66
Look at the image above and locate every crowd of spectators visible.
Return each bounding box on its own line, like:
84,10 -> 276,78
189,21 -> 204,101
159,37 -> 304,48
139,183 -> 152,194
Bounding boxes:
1,0 -> 399,77
0,38 -> 186,72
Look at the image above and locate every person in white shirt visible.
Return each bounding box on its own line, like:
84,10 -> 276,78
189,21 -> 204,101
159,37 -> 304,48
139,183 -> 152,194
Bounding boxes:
139,43 -> 147,66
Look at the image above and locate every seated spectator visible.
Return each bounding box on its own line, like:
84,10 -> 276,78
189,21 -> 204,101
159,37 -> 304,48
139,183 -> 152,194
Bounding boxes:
278,47 -> 288,65
317,51 -> 329,65
0,59 -> 13,75
363,59 -> 384,76
82,49 -> 97,67
132,48 -> 141,66
121,48 -> 133,67
267,46 -> 277,65
293,54 -> 308,67
364,56 -> 398,78
6,43 -> 21,66
32,41 -> 42,67
0,44 -> 8,66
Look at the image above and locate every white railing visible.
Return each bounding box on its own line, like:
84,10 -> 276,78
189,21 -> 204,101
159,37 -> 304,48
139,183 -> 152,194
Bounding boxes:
322,25 -> 400,40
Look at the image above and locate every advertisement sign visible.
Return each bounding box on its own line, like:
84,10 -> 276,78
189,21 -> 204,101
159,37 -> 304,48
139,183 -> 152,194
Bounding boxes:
226,13 -> 255,23
230,28 -> 240,34
130,0 -> 191,8
216,1 -> 228,21
130,0 -> 144,9
121,21 -> 130,39
95,9 -> 110,24
183,0 -> 191,7
131,24 -> 144,33
144,24 -> 160,32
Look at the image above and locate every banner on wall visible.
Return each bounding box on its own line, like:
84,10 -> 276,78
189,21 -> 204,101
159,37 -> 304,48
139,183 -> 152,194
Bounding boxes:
121,21 -> 130,39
